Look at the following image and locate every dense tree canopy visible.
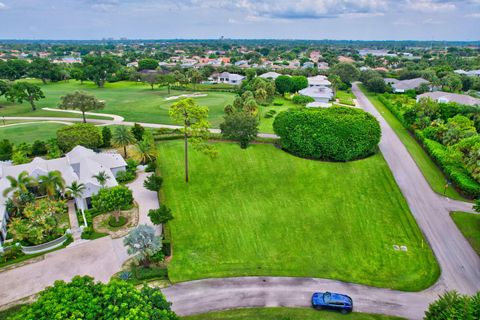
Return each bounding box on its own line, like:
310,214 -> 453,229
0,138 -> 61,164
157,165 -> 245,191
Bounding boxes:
56,123 -> 102,151
273,107 -> 381,161
331,63 -> 360,84
424,291 -> 480,320
11,276 -> 178,320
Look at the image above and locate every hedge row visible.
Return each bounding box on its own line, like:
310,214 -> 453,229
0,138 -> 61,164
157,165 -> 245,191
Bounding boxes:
416,131 -> 480,198
377,95 -> 480,198
273,107 -> 381,162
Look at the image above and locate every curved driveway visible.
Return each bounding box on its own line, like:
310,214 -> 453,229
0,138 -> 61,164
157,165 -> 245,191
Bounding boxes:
1,88 -> 479,319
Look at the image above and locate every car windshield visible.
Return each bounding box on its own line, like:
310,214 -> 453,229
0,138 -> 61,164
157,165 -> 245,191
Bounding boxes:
323,292 -> 331,303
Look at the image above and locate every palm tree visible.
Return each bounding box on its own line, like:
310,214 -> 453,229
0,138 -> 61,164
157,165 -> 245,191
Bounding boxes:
2,171 -> 34,197
131,139 -> 156,164
92,171 -> 110,188
112,126 -> 136,158
38,171 -> 65,199
66,181 -> 85,199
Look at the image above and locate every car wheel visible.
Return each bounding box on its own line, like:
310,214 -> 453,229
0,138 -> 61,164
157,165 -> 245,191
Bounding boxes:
314,306 -> 323,310
340,309 -> 348,314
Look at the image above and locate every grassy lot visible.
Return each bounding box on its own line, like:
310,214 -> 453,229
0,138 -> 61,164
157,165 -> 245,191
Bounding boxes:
336,90 -> 356,106
451,211 -> 480,256
158,142 -> 439,291
182,308 -> 404,320
0,80 -> 234,127
0,122 -> 67,144
258,98 -> 298,133
358,85 -> 466,201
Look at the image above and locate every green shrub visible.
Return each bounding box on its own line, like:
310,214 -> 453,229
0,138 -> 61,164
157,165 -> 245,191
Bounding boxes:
273,107 -> 381,162
292,94 -> 315,105
272,100 -> 284,106
132,265 -> 168,280
145,161 -> 156,173
420,135 -> 480,197
116,170 -> 136,183
56,123 -> 102,152
162,240 -> 171,257
108,216 -> 127,228
264,109 -> 277,119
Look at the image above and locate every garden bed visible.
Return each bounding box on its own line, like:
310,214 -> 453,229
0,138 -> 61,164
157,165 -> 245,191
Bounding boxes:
92,204 -> 139,238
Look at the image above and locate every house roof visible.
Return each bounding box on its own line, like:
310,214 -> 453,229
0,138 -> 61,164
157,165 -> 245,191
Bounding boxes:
0,147 -> 127,207
417,92 -> 480,106
299,86 -> 334,100
259,72 -> 282,79
386,77 -> 429,91
307,75 -> 331,87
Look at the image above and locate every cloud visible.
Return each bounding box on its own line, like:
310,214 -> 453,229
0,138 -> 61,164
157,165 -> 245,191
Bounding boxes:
466,12 -> 480,17
170,0 -> 387,19
0,2 -> 6,10
406,0 -> 456,12
84,0 -> 120,12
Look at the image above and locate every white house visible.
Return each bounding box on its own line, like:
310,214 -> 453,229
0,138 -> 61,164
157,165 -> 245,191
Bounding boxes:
416,92 -> 480,106
211,72 -> 245,85
384,77 -> 429,93
259,72 -> 283,80
0,146 -> 126,247
454,69 -> 480,77
299,75 -> 334,105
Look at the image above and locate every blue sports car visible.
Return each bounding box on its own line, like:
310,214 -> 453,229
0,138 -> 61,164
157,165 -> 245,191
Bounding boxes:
311,291 -> 353,314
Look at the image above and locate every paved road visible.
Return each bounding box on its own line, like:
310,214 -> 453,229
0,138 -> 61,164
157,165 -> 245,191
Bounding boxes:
352,83 -> 480,295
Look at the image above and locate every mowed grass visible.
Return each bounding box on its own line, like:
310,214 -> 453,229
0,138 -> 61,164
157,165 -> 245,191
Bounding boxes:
358,85 -> 466,201
0,80 -> 234,127
258,98 -> 299,133
182,308 -> 404,320
158,141 -> 439,291
0,122 -> 67,144
451,211 -> 480,256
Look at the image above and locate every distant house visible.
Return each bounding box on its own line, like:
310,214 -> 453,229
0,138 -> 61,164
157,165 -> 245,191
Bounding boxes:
317,62 -> 329,70
259,72 -> 283,80
302,62 -> 315,69
454,69 -> 480,77
0,146 -> 127,247
384,77 -> 429,93
416,92 -> 480,106
211,72 -> 245,85
299,75 -> 333,105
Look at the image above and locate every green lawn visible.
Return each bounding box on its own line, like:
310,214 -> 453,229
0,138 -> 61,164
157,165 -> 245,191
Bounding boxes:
451,211 -> 480,256
358,85 -> 466,201
0,122 -> 67,144
0,80 -> 234,127
158,142 -> 439,291
336,90 -> 356,106
182,308 -> 404,320
258,98 -> 298,133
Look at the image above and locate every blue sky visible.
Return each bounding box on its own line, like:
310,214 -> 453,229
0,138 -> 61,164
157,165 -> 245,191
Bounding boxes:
0,0 -> 479,40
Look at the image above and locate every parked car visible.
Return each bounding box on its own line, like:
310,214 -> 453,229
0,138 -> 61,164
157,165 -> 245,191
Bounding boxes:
311,291 -> 353,314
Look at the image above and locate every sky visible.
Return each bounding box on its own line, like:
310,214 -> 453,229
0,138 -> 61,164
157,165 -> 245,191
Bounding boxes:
0,0 -> 479,40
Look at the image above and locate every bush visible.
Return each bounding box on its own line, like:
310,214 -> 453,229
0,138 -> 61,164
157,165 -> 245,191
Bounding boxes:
145,161 -> 156,172
116,170 -> 136,183
162,240 -> 171,257
292,94 -> 315,105
273,107 -> 381,161
91,185 -> 133,214
31,140 -> 47,156
272,100 -> 284,106
132,265 -> 168,280
108,215 -> 127,228
144,175 -> 163,191
264,109 -> 277,119
57,123 -> 102,152
419,134 -> 480,197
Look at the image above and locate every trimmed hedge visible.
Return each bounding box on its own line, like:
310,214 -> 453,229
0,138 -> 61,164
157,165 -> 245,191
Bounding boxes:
416,131 -> 480,198
273,107 -> 381,161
